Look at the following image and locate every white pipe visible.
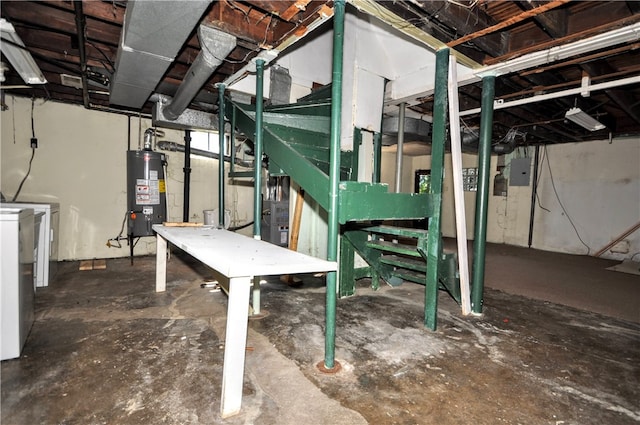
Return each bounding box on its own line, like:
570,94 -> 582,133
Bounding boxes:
460,75 -> 640,116
447,55 -> 471,316
475,22 -> 640,79
394,102 -> 406,193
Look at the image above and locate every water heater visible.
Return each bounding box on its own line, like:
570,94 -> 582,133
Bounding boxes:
127,150 -> 167,237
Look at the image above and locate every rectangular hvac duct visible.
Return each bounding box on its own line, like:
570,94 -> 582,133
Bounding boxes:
109,0 -> 212,109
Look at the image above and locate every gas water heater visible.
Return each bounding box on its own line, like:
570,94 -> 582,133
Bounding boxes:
126,149 -> 167,240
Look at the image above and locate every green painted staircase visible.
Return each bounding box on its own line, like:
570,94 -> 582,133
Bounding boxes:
226,97 -> 432,224
340,225 -> 460,303
225,91 -> 460,329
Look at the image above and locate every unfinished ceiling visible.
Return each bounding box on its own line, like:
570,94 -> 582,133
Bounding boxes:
1,0 -> 639,147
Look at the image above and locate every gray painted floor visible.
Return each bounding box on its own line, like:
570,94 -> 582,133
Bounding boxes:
2,243 -> 638,424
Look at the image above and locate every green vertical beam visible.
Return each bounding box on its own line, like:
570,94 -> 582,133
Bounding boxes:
373,131 -> 382,183
218,84 -> 226,227
324,0 -> 345,371
229,105 -> 236,175
471,75 -> 495,314
351,127 -> 362,181
253,59 -> 265,238
424,48 -> 449,331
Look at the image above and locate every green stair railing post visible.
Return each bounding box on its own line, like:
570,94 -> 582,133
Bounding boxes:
229,104 -> 236,175
218,84 -> 226,227
322,0 -> 345,372
471,75 -> 495,314
373,131 -> 382,183
252,59 -> 265,316
253,59 -> 265,239
424,48 -> 449,331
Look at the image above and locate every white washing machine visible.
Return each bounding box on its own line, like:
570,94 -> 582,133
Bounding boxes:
1,207 -> 35,360
1,202 -> 59,288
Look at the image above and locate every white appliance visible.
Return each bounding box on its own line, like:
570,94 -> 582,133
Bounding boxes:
1,202 -> 59,288
1,207 -> 35,360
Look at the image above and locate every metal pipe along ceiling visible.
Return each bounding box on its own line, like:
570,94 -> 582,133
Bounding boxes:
162,25 -> 236,120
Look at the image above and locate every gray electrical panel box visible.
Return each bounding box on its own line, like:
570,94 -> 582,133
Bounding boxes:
261,200 -> 289,247
509,157 -> 532,186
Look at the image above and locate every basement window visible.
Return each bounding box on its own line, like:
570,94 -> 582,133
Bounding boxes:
190,131 -> 230,156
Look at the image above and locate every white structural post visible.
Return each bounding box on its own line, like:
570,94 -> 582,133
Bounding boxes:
447,55 -> 472,316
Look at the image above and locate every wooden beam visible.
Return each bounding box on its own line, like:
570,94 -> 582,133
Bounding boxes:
581,61 -> 640,126
281,0 -> 313,21
484,13 -> 640,65
447,0 -> 572,48
516,0 -> 569,38
401,1 -> 507,57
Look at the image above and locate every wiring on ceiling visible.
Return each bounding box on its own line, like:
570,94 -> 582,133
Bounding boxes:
493,127 -> 527,146
446,0 -> 480,10
85,39 -> 116,73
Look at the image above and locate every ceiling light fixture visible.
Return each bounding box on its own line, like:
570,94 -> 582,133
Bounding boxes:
565,107 -> 606,132
0,18 -> 47,85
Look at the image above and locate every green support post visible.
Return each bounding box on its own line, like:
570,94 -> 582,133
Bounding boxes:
471,75 -> 495,314
218,84 -> 226,227
229,105 -> 236,174
322,0 -> 345,372
373,131 -> 382,184
253,59 -> 265,238
338,235 -> 355,297
424,48 -> 449,331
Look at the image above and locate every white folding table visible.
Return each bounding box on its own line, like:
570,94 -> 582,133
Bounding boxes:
152,224 -> 337,418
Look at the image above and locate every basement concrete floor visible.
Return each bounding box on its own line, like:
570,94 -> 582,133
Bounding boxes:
2,243 -> 639,425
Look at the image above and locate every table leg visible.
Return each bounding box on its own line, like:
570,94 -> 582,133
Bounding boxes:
252,276 -> 261,315
220,276 -> 251,418
155,234 -> 167,292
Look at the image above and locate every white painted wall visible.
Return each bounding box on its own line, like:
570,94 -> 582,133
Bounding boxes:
383,137 -> 640,261
1,96 -> 254,261
533,138 -> 640,259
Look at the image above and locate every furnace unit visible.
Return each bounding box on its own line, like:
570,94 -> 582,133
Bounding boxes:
261,200 -> 289,247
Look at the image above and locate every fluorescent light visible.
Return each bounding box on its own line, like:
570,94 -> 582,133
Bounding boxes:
0,18 -> 47,84
565,107 -> 606,131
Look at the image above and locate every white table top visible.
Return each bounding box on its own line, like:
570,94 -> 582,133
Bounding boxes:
153,225 -> 336,278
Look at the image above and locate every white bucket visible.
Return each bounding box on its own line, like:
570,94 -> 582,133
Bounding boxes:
203,209 -> 231,229
203,209 -> 215,225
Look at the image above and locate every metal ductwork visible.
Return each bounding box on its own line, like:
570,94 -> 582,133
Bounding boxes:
381,116 -> 431,145
109,0 -> 212,109
161,24 -> 236,120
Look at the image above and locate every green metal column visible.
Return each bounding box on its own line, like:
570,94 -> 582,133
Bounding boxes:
424,48 -> 449,331
373,131 -> 382,183
471,75 -> 496,314
218,84 -> 226,227
253,59 -> 265,238
323,0 -> 345,371
229,105 -> 236,174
